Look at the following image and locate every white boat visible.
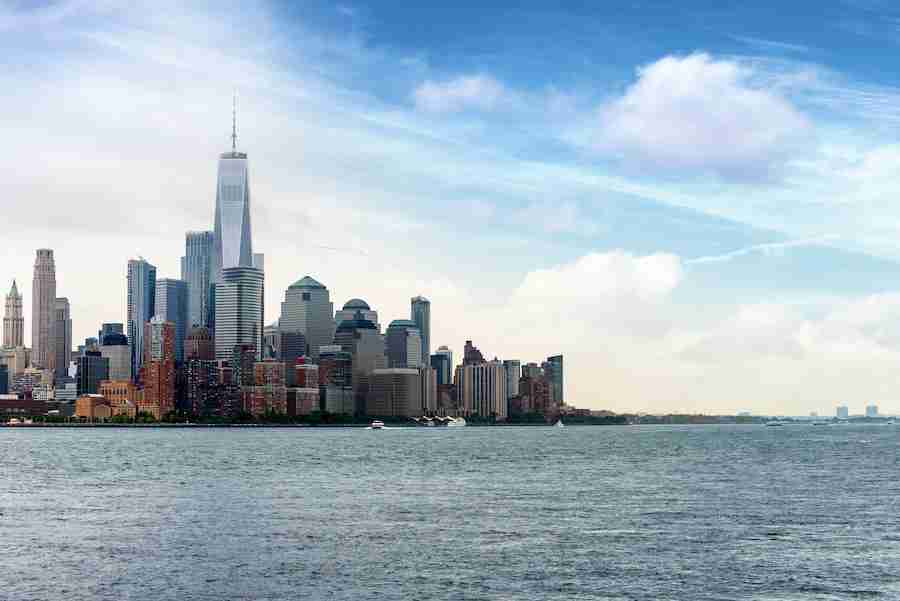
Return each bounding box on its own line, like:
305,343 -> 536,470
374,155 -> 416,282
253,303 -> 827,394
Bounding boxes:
447,417 -> 467,427
765,421 -> 785,427
555,419 -> 565,428
370,420 -> 385,430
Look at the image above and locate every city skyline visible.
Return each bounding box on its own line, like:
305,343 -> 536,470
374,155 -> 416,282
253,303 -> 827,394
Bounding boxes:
7,2 -> 900,413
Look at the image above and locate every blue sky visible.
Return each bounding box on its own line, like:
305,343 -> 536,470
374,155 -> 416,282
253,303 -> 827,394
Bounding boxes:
4,0 -> 900,414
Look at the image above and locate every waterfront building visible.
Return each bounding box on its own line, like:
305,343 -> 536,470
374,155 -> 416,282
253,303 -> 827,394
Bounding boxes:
514,373 -> 552,417
386,319 -> 422,368
214,266 -> 264,361
3,280 -> 24,348
836,405 -> 849,419
410,296 -> 431,364
127,257 -> 157,380
319,345 -> 353,414
420,366 -> 437,413
367,368 -> 423,417
212,109 -> 253,282
503,360 -> 521,400
53,298 -> 72,381
463,340 -> 485,365
543,355 -> 564,407
142,316 -> 176,419
333,313 -> 386,415
76,351 -> 109,396
280,276 -> 334,361
154,278 -> 188,363
335,299 -> 379,331
455,360 -> 508,419
184,358 -> 219,416
248,360 -> 286,416
75,394 -> 111,421
430,346 -> 453,386
181,231 -> 214,328
100,333 -> 131,381
865,404 -> 879,418
99,380 -> 138,418
185,326 -> 214,361
288,387 -> 320,416
55,379 -> 77,402
31,249 -> 56,370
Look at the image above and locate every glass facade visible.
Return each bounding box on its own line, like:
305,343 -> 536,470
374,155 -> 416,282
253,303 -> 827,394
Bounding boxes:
213,152 -> 253,281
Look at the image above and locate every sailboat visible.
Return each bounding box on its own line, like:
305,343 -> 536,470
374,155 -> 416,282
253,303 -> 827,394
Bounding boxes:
554,419 -> 565,428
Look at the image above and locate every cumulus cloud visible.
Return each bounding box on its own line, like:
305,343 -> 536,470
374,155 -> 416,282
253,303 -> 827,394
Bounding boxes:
413,74 -> 509,113
595,53 -> 812,179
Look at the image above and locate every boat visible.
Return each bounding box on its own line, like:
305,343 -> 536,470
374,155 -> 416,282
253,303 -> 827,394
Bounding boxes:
765,421 -> 785,427
554,419 -> 565,428
447,417 -> 467,427
370,420 -> 385,430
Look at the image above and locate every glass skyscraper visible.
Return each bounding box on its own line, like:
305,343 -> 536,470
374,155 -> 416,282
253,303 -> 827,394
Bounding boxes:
127,258 -> 156,380
154,279 -> 188,363
410,296 -> 430,366
213,147 -> 252,281
181,231 -> 214,329
214,266 -> 264,362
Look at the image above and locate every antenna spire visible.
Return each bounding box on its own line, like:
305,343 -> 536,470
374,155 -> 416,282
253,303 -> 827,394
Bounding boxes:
231,93 -> 237,151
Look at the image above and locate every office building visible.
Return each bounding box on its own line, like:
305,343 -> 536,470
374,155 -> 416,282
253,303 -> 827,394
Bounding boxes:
214,266 -> 264,361
127,257 -> 156,380
420,366 -> 437,413
544,355 -> 564,407
98,322 -> 124,342
455,360 -> 508,419
184,358 -> 219,416
367,368 -> 423,417
335,299 -> 379,330
53,298 -> 72,381
836,405 -> 849,419
247,360 -> 286,416
155,278 -> 188,362
333,314 -> 386,415
3,280 -> 24,348
0,346 -> 29,390
0,365 -> 7,395
386,319 -> 422,368
142,316 -> 176,419
100,333 -> 131,381
463,340 -> 485,365
280,276 -> 334,360
181,230 -> 214,328
431,346 -> 453,386
212,109 -> 253,282
503,360 -> 521,400
76,351 -> 109,396
410,296 -> 430,365
865,404 -> 879,418
31,249 -> 56,370
185,326 -> 214,361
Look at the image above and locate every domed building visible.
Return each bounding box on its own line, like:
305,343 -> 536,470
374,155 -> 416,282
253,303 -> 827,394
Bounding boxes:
334,298 -> 379,331
279,276 -> 334,361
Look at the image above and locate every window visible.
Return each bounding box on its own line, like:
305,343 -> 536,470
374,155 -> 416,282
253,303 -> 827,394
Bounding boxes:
302,293 -> 311,301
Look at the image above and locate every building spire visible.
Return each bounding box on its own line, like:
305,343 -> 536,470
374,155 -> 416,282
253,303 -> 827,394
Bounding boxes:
231,93 -> 237,151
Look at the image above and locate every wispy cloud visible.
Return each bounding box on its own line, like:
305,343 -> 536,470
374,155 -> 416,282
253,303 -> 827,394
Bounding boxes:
413,74 -> 511,113
686,237 -> 839,265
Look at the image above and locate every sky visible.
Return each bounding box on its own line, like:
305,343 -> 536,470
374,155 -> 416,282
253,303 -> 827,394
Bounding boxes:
4,0 -> 900,415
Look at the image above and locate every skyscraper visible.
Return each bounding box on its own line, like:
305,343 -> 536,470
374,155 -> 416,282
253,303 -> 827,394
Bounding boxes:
410,296 -> 430,364
214,266 -> 264,361
127,258 -> 156,380
155,278 -> 188,362
386,319 -> 422,368
76,351 -> 109,396
53,298 -> 72,380
3,280 -> 24,348
98,322 -> 124,342
31,249 -> 56,370
212,104 -> 253,282
455,360 -> 508,419
335,299 -> 379,330
143,316 -> 176,419
100,332 -> 131,381
544,355 -> 564,407
333,313 -> 386,415
182,231 -> 214,328
431,345 -> 453,386
280,276 -> 335,361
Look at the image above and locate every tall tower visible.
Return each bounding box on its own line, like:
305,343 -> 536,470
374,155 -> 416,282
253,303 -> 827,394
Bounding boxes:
3,280 -> 24,348
31,249 -> 56,369
181,231 -> 214,329
214,267 -> 264,361
212,98 -> 253,282
154,278 -> 188,363
127,258 -> 157,380
280,276 -> 335,361
53,298 -> 72,379
410,296 -> 431,365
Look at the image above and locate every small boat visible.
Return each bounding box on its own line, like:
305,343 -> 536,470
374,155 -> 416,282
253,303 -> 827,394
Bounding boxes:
370,420 -> 385,429
447,417 -> 467,427
554,419 -> 565,428
765,421 -> 784,427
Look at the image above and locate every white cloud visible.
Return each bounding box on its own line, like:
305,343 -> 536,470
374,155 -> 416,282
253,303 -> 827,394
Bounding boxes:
595,53 -> 812,179
413,74 -> 509,113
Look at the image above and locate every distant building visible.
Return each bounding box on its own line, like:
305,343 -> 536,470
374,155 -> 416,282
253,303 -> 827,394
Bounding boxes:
463,340 -> 485,365
367,368 -> 423,417
280,276 -> 334,361
0,364 -> 7,395
127,257 -> 157,380
279,330 -> 307,366
386,319 -> 422,368
181,231 -> 214,329
100,333 -> 131,382
335,299 -> 379,331
248,360 -> 287,416
214,266 -> 264,362
53,298 -> 72,381
503,360 -> 521,400
184,358 -> 219,416
99,380 -> 138,418
543,355 -> 564,407
76,351 -> 109,396
836,405 -> 849,419
0,346 -> 29,390
98,322 -> 124,342
3,279 -> 24,348
431,346 -> 453,386
333,314 -> 386,415
865,404 -> 879,418
31,249 -> 57,370
75,395 -> 111,421
185,326 -> 214,361
142,317 -> 176,419
410,296 -> 430,364
155,278 -> 188,363
319,345 -> 353,415
455,360 -> 507,419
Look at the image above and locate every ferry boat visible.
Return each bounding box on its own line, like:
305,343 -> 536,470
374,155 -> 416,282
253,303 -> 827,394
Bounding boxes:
370,420 -> 385,430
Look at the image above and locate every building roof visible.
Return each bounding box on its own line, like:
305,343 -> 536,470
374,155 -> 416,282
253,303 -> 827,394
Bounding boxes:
101,333 -> 128,346
343,298 -> 370,310
388,319 -> 419,329
336,315 -> 378,331
289,276 -> 325,289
